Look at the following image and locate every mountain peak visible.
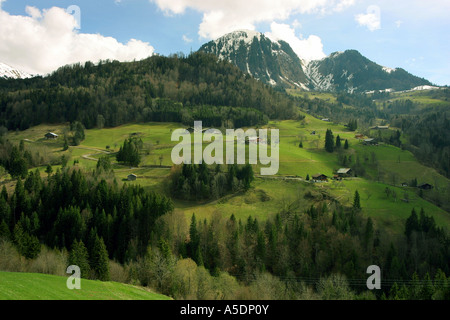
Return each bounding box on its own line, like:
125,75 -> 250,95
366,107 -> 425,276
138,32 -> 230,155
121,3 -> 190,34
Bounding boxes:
200,31 -> 432,93
220,29 -> 263,40
0,62 -> 32,79
199,30 -> 308,89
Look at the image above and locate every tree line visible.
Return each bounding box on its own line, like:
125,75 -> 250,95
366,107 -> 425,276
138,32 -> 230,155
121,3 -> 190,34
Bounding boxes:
169,163 -> 254,201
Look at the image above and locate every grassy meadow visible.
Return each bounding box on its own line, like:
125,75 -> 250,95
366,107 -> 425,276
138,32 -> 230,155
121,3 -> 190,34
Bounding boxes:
4,113 -> 450,233
0,271 -> 170,300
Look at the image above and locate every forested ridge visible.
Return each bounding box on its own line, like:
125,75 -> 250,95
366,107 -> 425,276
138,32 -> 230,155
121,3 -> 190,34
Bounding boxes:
0,52 -> 295,131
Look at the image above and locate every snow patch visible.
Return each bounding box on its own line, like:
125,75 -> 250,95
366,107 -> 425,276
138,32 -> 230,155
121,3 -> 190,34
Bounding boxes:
304,61 -> 334,91
382,66 -> 396,74
0,62 -> 32,79
412,85 -> 439,91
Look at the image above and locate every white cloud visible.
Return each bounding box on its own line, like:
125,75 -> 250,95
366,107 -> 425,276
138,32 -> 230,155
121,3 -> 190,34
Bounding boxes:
292,19 -> 302,29
150,0 -> 355,39
25,6 -> 42,19
355,5 -> 381,31
0,5 -> 155,75
395,20 -> 402,28
182,34 -> 193,43
265,22 -> 326,63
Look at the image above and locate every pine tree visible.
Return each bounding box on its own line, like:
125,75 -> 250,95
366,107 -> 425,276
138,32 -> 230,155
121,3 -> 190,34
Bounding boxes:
90,235 -> 110,281
420,272 -> 434,300
8,146 -> 28,179
335,135 -> 341,148
344,139 -> 349,150
45,164 -> 53,177
13,223 -> 40,259
363,217 -> 374,250
347,119 -> 357,131
1,185 -> 8,202
241,164 -> 254,190
405,208 -> 420,240
325,129 -> 334,153
0,220 -> 10,239
63,136 -> 69,151
69,239 -> 90,279
189,214 -> 201,265
116,138 -> 141,167
389,282 -> 400,300
353,190 -> 361,210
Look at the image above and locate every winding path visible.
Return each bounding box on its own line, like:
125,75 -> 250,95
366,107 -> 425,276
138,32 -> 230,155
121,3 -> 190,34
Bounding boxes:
71,146 -> 111,161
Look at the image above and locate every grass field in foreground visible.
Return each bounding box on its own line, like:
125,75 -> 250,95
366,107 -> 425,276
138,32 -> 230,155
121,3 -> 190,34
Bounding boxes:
0,271 -> 170,300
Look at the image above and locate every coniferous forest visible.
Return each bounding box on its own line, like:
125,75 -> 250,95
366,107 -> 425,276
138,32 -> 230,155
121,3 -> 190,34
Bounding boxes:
0,165 -> 448,299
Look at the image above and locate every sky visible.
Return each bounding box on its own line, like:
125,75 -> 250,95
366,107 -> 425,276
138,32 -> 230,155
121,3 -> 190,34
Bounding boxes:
0,0 -> 449,85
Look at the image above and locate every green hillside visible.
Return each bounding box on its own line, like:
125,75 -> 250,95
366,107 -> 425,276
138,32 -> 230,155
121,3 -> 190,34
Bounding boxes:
4,115 -> 449,233
0,271 -> 170,300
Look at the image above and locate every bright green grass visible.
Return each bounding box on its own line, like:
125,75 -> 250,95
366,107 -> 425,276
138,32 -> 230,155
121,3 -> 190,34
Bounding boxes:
387,91 -> 450,107
174,178 -> 315,224
82,122 -> 182,149
0,271 -> 170,300
324,178 -> 450,234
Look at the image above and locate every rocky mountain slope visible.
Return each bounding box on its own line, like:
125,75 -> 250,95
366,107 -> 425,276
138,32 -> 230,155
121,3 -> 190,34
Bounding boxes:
200,30 -> 432,93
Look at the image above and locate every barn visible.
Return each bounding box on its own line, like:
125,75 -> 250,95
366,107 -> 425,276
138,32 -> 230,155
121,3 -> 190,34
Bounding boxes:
127,174 -> 137,181
312,173 -> 328,182
418,183 -> 433,190
337,168 -> 352,177
45,132 -> 58,139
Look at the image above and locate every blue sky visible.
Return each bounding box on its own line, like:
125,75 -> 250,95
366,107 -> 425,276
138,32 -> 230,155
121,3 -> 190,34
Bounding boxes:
1,0 -> 449,85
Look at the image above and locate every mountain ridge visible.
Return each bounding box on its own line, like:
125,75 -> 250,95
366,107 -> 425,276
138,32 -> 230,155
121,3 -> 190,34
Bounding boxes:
199,30 -> 433,93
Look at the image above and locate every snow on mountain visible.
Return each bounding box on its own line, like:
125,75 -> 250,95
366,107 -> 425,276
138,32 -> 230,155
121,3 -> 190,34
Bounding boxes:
304,60 -> 334,92
199,30 -> 433,93
382,66 -> 396,74
199,30 -> 309,89
0,62 -> 32,79
412,85 -> 439,91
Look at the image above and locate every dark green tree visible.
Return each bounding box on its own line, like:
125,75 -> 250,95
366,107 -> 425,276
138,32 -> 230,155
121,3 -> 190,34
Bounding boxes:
90,235 -> 110,281
363,217 -> 374,250
335,135 -> 342,149
8,146 -> 28,179
0,220 -> 10,239
188,214 -> 201,265
96,156 -> 112,173
344,139 -> 349,150
45,164 -> 53,177
116,138 -> 141,167
13,223 -> 41,259
325,129 -> 335,153
353,190 -> 361,210
405,208 -> 420,240
69,239 -> 90,279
